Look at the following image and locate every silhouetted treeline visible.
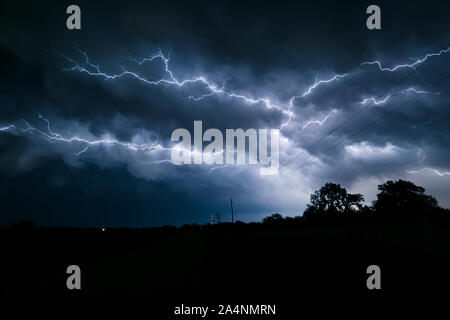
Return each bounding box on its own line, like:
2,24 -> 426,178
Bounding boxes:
179,179 -> 450,228
262,179 -> 450,226
5,179 -> 450,231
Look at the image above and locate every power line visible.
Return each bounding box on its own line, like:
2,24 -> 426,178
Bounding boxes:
282,55 -> 436,169
289,72 -> 450,172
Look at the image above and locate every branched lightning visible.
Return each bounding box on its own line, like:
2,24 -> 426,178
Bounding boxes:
54,44 -> 450,134
1,45 -> 448,173
279,97 -> 296,129
11,113 -> 169,155
279,74 -> 348,129
55,45 -> 353,121
1,114 -> 238,165
56,44 -> 286,111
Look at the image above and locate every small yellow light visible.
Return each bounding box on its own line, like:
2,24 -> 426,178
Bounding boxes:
101,228 -> 106,232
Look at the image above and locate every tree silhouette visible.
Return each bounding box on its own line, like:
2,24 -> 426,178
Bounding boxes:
303,183 -> 365,218
373,179 -> 438,218
262,213 -> 284,224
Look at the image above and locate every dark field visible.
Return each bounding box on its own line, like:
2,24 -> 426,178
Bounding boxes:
2,220 -> 450,308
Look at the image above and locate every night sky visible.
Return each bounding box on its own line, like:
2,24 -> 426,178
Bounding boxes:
1,0 -> 449,227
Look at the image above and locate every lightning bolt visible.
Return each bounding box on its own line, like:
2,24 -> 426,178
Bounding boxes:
404,88 -> 441,95
12,113 -> 169,155
360,46 -> 450,72
300,74 -> 348,97
407,168 -> 450,176
55,44 -> 355,126
299,109 -> 338,132
279,97 -> 296,129
279,74 -> 348,129
55,44 -> 450,134
2,45 -> 448,174
1,114 -> 241,167
74,145 -> 89,156
0,124 -> 15,131
360,87 -> 441,105
360,95 -> 392,105
56,44 -> 286,111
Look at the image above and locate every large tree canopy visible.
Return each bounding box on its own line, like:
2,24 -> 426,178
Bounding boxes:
303,183 -> 365,218
373,180 -> 438,216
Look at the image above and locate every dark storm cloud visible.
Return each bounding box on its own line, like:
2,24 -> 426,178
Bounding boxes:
1,0 -> 450,226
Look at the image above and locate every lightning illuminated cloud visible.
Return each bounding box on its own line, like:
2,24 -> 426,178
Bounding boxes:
53,44 -> 450,133
53,44 -> 357,133
55,45 -> 354,113
1,45 -> 449,173
0,114 -> 240,167
13,113 -> 170,155
55,45 -> 286,111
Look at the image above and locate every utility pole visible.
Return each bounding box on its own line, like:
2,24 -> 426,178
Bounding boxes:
216,213 -> 221,224
230,197 -> 234,223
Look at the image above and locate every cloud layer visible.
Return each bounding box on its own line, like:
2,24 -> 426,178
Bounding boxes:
1,0 -> 450,226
